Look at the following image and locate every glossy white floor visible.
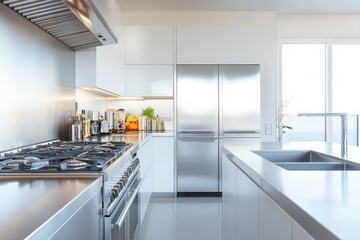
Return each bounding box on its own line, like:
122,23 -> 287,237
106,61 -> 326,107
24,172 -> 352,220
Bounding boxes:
138,197 -> 222,240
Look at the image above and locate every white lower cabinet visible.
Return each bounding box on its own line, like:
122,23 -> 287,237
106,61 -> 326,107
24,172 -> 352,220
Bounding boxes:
138,138 -> 153,178
222,155 -> 238,240
152,136 -> 174,195
138,138 -> 153,224
223,156 -> 314,240
293,221 -> 315,240
259,191 -> 292,240
237,169 -> 259,240
139,166 -> 153,225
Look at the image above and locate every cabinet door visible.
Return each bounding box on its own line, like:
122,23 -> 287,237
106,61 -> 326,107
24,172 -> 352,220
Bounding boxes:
152,136 -> 174,193
237,169 -> 259,240
126,65 -> 173,97
222,155 -> 238,240
138,138 -> 153,178
259,191 -> 292,240
293,221 -> 314,240
138,138 -> 153,224
177,26 -> 261,64
126,26 -> 174,64
139,166 -> 153,225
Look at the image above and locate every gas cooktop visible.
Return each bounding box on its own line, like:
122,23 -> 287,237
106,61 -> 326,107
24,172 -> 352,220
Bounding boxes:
0,141 -> 132,173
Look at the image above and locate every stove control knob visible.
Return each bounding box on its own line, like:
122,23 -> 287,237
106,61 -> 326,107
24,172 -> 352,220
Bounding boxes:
120,177 -> 127,186
111,189 -> 118,200
111,192 -> 116,203
114,183 -> 121,192
117,181 -> 124,189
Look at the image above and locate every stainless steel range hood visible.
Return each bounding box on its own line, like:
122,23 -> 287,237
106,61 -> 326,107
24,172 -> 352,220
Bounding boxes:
1,0 -> 118,50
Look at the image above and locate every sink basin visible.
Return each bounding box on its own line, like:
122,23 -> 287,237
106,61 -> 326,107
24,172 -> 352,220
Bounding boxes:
276,162 -> 360,171
253,150 -> 341,163
253,150 -> 360,171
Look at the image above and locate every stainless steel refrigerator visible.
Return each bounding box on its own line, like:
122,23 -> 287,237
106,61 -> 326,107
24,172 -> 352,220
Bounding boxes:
176,64 -> 260,195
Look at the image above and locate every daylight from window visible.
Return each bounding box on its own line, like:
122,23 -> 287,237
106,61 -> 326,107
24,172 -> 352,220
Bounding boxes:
281,42 -> 359,145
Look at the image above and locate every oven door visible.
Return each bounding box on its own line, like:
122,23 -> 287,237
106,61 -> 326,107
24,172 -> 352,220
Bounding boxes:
106,172 -> 142,240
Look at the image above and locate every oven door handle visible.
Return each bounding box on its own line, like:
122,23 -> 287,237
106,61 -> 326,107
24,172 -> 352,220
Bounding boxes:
111,178 -> 143,230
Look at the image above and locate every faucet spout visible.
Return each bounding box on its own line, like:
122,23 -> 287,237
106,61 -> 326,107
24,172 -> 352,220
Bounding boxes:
298,113 -> 348,158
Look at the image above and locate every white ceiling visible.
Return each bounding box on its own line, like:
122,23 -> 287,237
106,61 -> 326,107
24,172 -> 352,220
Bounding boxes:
118,0 -> 360,13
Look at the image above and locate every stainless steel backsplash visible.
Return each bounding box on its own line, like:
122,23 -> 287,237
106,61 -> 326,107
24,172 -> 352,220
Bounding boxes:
0,3 -> 75,151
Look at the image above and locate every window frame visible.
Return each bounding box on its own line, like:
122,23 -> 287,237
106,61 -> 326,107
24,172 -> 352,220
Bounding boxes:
277,38 -> 360,145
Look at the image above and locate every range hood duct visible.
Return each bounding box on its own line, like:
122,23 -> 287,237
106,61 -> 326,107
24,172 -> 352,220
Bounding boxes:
1,0 -> 118,50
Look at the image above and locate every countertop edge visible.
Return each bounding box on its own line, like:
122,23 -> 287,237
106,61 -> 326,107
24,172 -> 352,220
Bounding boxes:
25,177 -> 102,240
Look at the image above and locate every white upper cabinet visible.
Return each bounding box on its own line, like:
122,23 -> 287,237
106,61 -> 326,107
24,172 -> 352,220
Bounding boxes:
177,26 -> 261,64
126,26 -> 175,64
125,26 -> 174,97
126,65 -> 173,97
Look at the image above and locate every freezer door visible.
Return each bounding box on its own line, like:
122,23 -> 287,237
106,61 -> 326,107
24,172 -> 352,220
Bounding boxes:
221,65 -> 260,137
177,65 -> 219,134
177,137 -> 219,192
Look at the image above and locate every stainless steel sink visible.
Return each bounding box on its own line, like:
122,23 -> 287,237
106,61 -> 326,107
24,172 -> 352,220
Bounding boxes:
253,150 -> 341,163
253,150 -> 360,171
276,162 -> 360,171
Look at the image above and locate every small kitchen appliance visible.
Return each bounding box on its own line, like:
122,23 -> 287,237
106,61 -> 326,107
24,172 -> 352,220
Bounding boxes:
117,109 -> 127,133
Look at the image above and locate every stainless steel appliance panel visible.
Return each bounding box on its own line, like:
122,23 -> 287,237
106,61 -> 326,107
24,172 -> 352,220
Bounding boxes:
177,65 -> 219,135
177,137 -> 219,192
107,172 -> 141,240
221,65 -> 260,137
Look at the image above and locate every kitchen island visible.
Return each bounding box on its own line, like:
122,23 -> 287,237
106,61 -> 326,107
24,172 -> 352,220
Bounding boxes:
223,141 -> 360,240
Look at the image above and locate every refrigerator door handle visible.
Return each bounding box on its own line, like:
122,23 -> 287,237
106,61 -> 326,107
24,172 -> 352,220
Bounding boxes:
178,131 -> 216,138
177,138 -> 218,143
178,131 -> 215,135
223,130 -> 260,134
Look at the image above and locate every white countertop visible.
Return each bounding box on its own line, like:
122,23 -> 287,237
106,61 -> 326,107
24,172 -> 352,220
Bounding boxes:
223,141 -> 360,240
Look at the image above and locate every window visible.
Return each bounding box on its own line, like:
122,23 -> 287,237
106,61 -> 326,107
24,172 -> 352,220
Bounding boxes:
282,44 -> 326,113
280,41 -> 359,145
281,43 -> 326,142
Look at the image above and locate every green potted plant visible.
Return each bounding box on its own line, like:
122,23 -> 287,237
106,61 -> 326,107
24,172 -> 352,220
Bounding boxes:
141,106 -> 154,119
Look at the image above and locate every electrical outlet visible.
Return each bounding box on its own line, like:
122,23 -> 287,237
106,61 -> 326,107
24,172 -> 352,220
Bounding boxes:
165,117 -> 171,122
265,124 -> 272,135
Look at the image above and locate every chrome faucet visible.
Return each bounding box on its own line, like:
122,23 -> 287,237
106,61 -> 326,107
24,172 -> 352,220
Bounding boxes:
298,113 -> 348,158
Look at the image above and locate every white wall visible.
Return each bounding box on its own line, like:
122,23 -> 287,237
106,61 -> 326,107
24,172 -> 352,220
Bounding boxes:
76,89 -> 107,113
0,4 -> 75,150
277,14 -> 360,38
